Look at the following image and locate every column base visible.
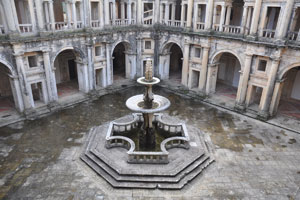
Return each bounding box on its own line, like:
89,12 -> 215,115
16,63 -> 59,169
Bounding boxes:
245,34 -> 258,41
257,110 -> 270,121
274,39 -> 286,46
234,103 -> 246,112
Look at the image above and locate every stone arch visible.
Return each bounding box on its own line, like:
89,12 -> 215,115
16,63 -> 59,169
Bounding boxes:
207,50 -> 242,99
111,40 -> 132,56
159,42 -> 183,81
51,46 -> 86,66
210,49 -> 244,70
270,63 -> 300,118
111,41 -> 133,81
0,58 -> 16,76
160,40 -> 184,55
52,46 -> 89,100
0,60 -> 24,112
278,62 -> 300,80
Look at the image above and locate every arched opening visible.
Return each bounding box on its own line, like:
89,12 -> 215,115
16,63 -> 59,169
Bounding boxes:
169,44 -> 183,82
0,63 -> 16,114
54,49 -> 80,99
160,43 -> 183,82
215,52 -> 241,99
112,43 -> 126,81
277,66 -> 300,119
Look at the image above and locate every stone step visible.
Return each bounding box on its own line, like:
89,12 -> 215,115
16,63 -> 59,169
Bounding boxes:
81,152 -> 214,189
81,154 -> 157,189
158,158 -> 215,189
85,149 -> 210,183
89,147 -> 205,177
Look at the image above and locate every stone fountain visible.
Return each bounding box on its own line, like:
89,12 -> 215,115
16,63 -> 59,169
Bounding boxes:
81,59 -> 214,189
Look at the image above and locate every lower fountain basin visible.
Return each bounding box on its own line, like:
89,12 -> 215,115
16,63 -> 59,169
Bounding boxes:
126,94 -> 171,113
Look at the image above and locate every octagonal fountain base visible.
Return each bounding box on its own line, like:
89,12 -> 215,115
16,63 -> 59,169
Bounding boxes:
81,114 -> 215,189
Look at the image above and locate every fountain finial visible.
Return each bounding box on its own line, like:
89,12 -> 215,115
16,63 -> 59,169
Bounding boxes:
145,59 -> 153,82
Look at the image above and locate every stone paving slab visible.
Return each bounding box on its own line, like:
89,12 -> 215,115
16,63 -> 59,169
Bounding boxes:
0,87 -> 300,199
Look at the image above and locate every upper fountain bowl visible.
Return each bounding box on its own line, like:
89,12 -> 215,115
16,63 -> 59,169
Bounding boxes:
126,94 -> 170,114
137,77 -> 160,86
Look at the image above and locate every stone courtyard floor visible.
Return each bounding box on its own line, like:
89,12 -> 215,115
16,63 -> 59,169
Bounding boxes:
0,86 -> 299,200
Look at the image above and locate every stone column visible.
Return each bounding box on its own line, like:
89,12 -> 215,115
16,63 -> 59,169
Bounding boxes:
128,0 -> 132,24
76,60 -> 90,93
269,79 -> 285,116
276,0 -> 295,40
181,3 -> 186,26
104,0 -> 110,25
112,0 -> 116,24
42,50 -> 54,101
66,2 -> 72,28
136,37 -> 143,76
186,0 -> 194,28
249,0 -> 262,36
71,0 -> 77,28
245,7 -> 252,35
9,76 -> 25,112
260,57 -> 281,117
28,0 -> 36,31
236,53 -> 252,106
121,2 -> 125,22
106,43 -> 113,85
219,5 -> 226,31
199,46 -> 210,91
241,6 -> 248,34
15,54 -> 32,109
225,6 -> 232,26
100,0 -> 104,27
160,3 -> 164,23
43,50 -> 58,101
44,2 -> 50,29
49,0 -> 56,30
171,3 -> 176,23
35,0 -> 44,31
205,63 -> 219,94
205,0 -> 214,30
87,45 -> 95,90
165,2 -> 169,24
154,0 -> 160,24
258,7 -> 268,37
193,3 -> 198,30
212,5 -> 217,27
181,43 -> 190,86
1,0 -> 18,32
137,0 -> 142,25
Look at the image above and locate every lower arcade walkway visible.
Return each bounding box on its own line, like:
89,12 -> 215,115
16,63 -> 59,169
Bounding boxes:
0,87 -> 299,199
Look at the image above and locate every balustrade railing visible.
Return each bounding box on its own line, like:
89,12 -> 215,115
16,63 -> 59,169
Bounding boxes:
213,24 -> 219,31
0,25 -> 5,34
55,22 -> 68,30
19,24 -> 33,33
261,29 -> 276,38
223,25 -> 241,34
91,20 -> 101,28
76,21 -> 83,29
196,22 -> 205,30
143,18 -> 152,25
288,31 -> 300,41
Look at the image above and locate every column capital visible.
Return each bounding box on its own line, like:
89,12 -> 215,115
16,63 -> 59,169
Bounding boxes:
13,52 -> 25,57
202,46 -> 210,50
276,78 -> 286,83
245,53 -> 253,57
270,56 -> 281,62
208,62 -> 220,67
41,48 -> 51,53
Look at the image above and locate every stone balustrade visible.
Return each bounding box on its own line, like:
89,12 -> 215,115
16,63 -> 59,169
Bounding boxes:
0,25 -> 4,34
105,113 -> 190,164
19,24 -> 33,33
261,29 -> 276,38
